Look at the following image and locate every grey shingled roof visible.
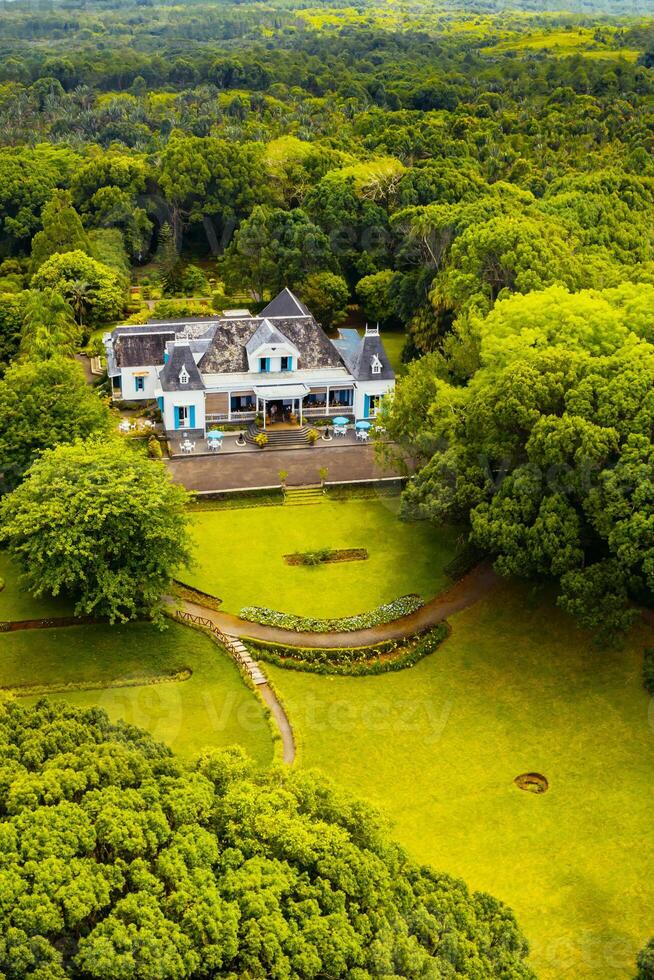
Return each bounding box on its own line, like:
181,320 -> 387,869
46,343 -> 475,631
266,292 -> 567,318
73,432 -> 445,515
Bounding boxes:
245,318 -> 293,356
335,329 -> 395,382
113,327 -> 176,368
198,316 -> 343,374
159,344 -> 205,391
259,288 -> 310,319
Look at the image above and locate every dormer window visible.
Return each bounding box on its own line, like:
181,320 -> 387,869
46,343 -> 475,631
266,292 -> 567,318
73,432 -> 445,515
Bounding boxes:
179,366 -> 189,385
371,355 -> 382,375
281,356 -> 292,371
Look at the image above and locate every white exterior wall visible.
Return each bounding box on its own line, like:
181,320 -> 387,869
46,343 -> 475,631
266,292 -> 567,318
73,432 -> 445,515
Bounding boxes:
120,365 -> 159,401
354,379 -> 395,419
162,389 -> 205,432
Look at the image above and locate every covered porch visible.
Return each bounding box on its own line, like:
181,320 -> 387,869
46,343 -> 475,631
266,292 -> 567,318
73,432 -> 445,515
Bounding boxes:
253,383 -> 309,430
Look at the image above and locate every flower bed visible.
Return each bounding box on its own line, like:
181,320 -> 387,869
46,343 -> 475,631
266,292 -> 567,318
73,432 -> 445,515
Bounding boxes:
244,624 -> 449,676
238,594 -> 424,633
284,548 -> 368,567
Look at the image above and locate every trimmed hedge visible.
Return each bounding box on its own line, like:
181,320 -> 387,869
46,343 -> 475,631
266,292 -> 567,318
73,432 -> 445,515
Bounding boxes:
239,594 -> 424,633
245,624 -> 449,676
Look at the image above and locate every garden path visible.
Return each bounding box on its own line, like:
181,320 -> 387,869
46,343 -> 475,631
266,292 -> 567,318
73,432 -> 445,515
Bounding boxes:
170,562 -> 500,648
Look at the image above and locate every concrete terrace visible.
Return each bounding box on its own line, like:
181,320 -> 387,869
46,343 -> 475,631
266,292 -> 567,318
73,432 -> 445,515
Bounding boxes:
165,442 -> 402,493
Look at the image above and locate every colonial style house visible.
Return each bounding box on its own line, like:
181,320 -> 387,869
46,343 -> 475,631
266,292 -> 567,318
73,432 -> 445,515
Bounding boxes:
105,288 -> 395,435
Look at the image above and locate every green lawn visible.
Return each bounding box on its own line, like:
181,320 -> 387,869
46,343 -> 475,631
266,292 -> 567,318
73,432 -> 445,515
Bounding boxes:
185,498 -> 461,617
0,552 -> 73,621
265,581 -> 654,979
0,621 -> 273,765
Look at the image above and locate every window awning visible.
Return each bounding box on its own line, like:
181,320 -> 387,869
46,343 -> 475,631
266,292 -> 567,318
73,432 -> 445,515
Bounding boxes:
253,383 -> 309,400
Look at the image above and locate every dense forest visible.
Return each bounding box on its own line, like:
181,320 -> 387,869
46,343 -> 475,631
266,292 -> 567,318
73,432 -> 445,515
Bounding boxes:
2,1 -> 654,977
4,0 -> 654,631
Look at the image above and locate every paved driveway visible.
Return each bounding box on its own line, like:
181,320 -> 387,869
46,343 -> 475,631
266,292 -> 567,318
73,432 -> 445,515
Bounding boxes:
166,443 -> 401,492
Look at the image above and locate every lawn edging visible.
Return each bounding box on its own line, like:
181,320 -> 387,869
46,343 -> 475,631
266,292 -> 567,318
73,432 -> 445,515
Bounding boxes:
3,668 -> 193,698
244,624 -> 450,676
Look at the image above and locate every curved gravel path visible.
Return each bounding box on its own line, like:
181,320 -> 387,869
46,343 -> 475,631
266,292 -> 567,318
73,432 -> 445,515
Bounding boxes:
174,562 -> 499,649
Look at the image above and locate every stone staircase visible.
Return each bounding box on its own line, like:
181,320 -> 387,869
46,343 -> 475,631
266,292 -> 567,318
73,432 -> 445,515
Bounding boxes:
224,635 -> 267,685
245,421 -> 311,449
284,485 -> 326,506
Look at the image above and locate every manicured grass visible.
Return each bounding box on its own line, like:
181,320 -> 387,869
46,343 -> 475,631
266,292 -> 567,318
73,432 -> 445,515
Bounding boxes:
0,552 -> 73,621
1,621 -> 273,765
185,498 -> 462,617
265,581 -> 654,979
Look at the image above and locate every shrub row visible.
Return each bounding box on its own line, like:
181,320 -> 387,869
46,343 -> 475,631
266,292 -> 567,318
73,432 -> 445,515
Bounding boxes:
245,624 -> 449,676
238,594 -> 424,633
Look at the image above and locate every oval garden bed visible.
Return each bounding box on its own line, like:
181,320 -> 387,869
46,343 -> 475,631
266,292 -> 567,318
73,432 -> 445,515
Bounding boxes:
284,548 -> 368,566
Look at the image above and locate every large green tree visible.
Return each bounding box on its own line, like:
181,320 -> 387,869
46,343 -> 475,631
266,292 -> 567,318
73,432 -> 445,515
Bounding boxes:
385,336 -> 654,636
221,206 -> 335,299
0,357 -> 109,490
29,190 -> 91,273
0,440 -> 192,621
31,249 -> 124,325
0,698 -> 534,979
19,288 -> 80,360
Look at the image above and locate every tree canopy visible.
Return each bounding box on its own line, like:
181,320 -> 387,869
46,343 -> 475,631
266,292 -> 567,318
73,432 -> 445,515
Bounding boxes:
0,357 -> 109,490
0,440 -> 192,622
0,698 -> 534,979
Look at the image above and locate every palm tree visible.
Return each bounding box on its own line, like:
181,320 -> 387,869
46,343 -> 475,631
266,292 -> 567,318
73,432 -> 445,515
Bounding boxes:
67,279 -> 91,327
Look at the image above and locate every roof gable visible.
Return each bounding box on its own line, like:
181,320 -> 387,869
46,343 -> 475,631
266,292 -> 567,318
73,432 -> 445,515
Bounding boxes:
259,288 -> 310,319
159,344 -> 204,391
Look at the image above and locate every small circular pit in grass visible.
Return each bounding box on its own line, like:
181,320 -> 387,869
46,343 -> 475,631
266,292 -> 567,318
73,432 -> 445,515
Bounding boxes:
514,772 -> 548,794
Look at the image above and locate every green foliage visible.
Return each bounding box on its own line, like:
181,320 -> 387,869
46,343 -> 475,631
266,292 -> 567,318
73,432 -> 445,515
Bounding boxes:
0,357 -> 109,490
29,189 -> 90,273
299,271 -> 348,328
0,699 -> 534,979
356,269 -> 395,324
0,291 -> 25,371
221,205 -> 334,299
19,288 -> 80,360
0,440 -> 192,622
247,624 -> 449,675
642,648 -> 654,696
389,327 -> 654,635
31,249 -> 125,325
637,938 -> 654,978
147,435 -> 163,459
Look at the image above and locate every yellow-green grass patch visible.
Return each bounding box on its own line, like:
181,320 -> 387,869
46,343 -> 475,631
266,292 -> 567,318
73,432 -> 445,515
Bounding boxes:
185,498 -> 462,618
1,621 -> 273,765
265,581 -> 654,979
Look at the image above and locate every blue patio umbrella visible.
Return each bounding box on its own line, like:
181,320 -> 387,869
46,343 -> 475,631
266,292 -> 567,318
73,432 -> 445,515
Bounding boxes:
355,420 -> 371,430
332,416 -> 349,426
207,429 -> 224,440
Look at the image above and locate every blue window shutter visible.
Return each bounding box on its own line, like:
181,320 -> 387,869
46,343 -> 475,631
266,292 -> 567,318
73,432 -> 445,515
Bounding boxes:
189,405 -> 196,428
266,357 -> 270,372
364,394 -> 370,417
163,352 -> 169,363
174,406 -> 181,429
157,396 -> 163,411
